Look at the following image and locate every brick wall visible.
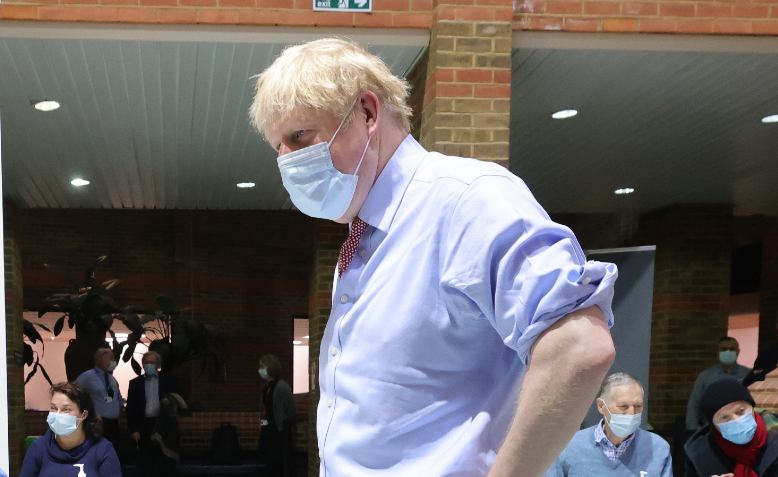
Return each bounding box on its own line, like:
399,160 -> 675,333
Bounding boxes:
5,234 -> 25,476
552,212 -> 622,250
0,0 -> 432,26
514,0 -> 778,34
26,393 -> 309,451
26,409 -> 267,451
8,207 -> 315,412
640,204 -> 733,430
420,0 -> 513,166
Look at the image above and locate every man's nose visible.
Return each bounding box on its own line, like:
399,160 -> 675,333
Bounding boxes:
278,143 -> 291,156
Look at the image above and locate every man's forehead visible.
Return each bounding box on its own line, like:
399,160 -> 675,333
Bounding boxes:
608,384 -> 644,400
267,108 -> 335,142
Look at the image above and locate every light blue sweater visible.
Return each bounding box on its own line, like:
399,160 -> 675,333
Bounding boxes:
546,425 -> 673,477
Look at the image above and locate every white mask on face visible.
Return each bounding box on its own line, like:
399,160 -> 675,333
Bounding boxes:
276,97 -> 373,221
599,398 -> 642,438
47,412 -> 81,437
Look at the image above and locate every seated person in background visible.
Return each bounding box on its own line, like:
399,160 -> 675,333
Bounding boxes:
20,382 -> 121,477
685,378 -> 778,477
546,372 -> 672,476
75,347 -> 122,444
687,336 -> 751,432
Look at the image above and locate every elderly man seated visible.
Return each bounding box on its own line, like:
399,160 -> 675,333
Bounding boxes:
546,372 -> 672,476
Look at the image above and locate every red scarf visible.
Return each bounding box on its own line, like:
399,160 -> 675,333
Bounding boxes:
712,413 -> 768,477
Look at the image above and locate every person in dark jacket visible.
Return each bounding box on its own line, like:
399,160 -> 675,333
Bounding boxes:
258,354 -> 297,477
685,378 -> 778,477
126,351 -> 177,477
20,382 -> 121,477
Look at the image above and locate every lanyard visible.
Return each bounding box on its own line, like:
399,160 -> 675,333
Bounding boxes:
96,368 -> 114,398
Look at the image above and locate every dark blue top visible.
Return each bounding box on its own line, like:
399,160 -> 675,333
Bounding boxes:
20,430 -> 121,477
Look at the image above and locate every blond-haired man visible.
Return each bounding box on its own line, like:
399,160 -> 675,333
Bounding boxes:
250,38 -> 618,477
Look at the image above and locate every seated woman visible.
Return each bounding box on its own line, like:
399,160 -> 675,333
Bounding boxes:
20,382 -> 121,477
685,378 -> 778,477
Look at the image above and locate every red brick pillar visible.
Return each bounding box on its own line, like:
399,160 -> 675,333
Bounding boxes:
5,231 -> 25,476
306,221 -> 344,476
640,205 -> 732,431
420,0 -> 513,166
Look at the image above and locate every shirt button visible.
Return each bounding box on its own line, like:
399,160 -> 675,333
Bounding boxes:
318,450 -> 322,458
339,294 -> 349,304
327,399 -> 333,408
358,248 -> 366,258
331,347 -> 339,357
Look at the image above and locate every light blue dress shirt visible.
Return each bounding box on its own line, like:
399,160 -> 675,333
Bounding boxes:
317,135 -> 618,476
75,367 -> 122,419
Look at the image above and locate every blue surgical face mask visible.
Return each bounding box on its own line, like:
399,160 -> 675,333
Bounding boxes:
144,364 -> 158,377
47,412 -> 80,437
277,98 -> 372,220
599,399 -> 642,438
720,350 -> 738,366
717,410 -> 757,445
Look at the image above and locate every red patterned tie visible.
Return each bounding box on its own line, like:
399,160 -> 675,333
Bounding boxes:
338,218 -> 368,278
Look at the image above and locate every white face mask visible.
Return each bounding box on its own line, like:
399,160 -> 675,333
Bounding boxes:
259,368 -> 269,380
599,399 -> 642,438
276,98 -> 372,220
107,360 -> 118,373
47,412 -> 81,437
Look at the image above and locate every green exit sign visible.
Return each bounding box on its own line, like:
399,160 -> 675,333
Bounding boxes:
313,0 -> 371,12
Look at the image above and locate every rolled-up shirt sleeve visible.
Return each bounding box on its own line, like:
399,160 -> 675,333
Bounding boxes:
441,174 -> 618,364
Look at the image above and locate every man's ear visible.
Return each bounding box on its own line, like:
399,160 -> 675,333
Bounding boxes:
359,91 -> 381,134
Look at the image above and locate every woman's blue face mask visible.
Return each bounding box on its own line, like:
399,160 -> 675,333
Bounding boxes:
716,410 -> 757,445
276,98 -> 372,221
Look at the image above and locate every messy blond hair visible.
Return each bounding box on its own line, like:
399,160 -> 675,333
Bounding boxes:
249,38 -> 412,141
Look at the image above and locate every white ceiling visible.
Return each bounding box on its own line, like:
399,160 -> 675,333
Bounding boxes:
0,23 -> 428,209
510,33 -> 778,216
2,26 -> 776,216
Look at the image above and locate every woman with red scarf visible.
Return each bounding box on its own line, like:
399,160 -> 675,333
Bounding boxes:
685,378 -> 778,477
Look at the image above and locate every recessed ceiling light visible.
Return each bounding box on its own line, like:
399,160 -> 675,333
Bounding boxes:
71,178 -> 90,187
293,340 -> 302,345
614,187 -> 635,195
33,100 -> 61,112
236,182 -> 256,189
552,109 -> 578,120
761,114 -> 778,124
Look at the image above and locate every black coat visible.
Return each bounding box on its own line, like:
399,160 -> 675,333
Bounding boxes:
685,422 -> 778,477
126,373 -> 175,434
